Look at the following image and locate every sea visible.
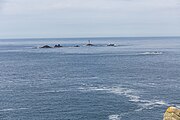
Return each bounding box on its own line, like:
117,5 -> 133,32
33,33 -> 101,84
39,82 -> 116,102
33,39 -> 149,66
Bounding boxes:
0,37 -> 180,120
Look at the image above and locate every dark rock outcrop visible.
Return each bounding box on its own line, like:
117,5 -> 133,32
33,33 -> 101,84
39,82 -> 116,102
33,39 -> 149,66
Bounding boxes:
86,40 -> 95,46
54,44 -> 62,48
74,45 -> 80,47
40,45 -> 52,48
86,43 -> 94,46
107,44 -> 115,46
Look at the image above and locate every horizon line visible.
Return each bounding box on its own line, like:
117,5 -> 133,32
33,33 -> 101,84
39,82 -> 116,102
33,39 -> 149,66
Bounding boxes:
0,36 -> 180,40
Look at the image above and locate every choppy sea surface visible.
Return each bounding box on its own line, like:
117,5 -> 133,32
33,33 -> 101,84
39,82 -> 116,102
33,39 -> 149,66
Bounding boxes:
0,37 -> 180,120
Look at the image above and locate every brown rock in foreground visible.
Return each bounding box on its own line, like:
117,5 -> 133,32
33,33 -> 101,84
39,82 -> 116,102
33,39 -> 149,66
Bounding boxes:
164,107 -> 180,120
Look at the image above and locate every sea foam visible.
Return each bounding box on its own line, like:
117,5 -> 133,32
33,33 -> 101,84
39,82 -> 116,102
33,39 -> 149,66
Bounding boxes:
139,51 -> 163,55
78,85 -> 168,111
108,114 -> 121,120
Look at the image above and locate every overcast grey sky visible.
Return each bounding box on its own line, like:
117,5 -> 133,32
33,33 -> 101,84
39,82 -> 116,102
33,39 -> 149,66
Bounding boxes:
0,0 -> 180,38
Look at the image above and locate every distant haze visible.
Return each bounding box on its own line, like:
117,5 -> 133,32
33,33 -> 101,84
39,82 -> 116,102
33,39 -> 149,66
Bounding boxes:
0,0 -> 180,38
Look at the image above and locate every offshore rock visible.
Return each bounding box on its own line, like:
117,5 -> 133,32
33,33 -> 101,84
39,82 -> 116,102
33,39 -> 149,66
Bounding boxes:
54,44 -> 62,48
74,45 -> 80,47
86,40 -> 95,46
107,44 -> 115,46
40,45 -> 52,48
164,107 -> 180,120
86,43 -> 94,46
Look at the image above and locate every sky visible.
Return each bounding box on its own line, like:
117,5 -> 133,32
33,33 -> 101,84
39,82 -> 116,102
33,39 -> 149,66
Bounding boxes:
0,0 -> 180,38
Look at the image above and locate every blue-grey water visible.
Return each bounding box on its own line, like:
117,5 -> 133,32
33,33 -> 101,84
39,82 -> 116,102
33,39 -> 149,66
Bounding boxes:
0,37 -> 180,120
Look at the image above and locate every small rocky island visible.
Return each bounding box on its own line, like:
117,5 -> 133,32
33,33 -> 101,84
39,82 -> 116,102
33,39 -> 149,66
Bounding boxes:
54,44 -> 62,48
107,44 -> 115,47
40,44 -> 62,48
74,45 -> 80,47
40,45 -> 52,48
86,40 -> 95,46
39,40 -> 118,49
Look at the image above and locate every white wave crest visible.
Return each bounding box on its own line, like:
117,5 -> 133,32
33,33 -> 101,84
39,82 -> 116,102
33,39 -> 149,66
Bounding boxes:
0,108 -> 28,112
139,51 -> 163,55
109,114 -> 121,120
33,89 -> 69,94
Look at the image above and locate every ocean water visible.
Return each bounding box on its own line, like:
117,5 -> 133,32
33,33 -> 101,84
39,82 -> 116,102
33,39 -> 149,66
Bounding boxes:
0,37 -> 180,120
